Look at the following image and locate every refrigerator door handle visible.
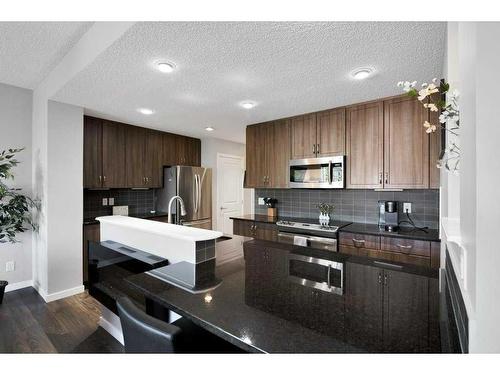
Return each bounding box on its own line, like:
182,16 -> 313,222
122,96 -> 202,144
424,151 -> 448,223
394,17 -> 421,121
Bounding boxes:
197,174 -> 201,214
194,174 -> 199,213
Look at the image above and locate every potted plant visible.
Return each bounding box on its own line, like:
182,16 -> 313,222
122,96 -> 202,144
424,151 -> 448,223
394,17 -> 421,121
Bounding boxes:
316,203 -> 334,225
0,148 -> 38,304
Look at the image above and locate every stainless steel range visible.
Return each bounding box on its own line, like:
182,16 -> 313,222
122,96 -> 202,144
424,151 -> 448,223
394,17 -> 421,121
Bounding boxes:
276,219 -> 351,252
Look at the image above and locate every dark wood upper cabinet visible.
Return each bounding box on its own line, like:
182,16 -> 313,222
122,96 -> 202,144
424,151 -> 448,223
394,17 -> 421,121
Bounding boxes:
267,119 -> 290,188
145,129 -> 163,187
346,101 -> 384,189
383,96 -> 429,189
83,117 -> 103,188
101,120 -> 126,188
429,106 -> 441,189
290,114 -> 316,159
245,120 -> 289,188
316,108 -> 346,157
125,125 -> 147,188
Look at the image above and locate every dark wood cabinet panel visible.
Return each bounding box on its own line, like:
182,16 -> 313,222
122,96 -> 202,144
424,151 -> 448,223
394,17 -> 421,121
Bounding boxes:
185,137 -> 201,166
339,231 -> 380,250
162,133 -> 177,167
233,219 -> 254,237
83,223 -> 100,286
383,269 -> 430,352
125,125 -> 147,187
267,119 -> 290,188
317,108 -> 345,156
345,262 -> 384,350
254,222 -> 278,242
290,114 -> 316,159
380,237 -> 431,257
83,117 -> 103,188
101,120 -> 126,188
145,129 -> 163,187
384,96 -> 429,188
245,125 -> 267,188
429,106 -> 441,188
346,102 -> 384,189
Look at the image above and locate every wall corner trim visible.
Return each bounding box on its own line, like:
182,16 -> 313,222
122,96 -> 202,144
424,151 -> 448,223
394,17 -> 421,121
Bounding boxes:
33,283 -> 84,303
5,279 -> 33,293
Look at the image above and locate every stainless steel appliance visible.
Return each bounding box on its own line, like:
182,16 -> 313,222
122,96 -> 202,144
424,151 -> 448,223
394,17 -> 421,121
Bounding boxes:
276,219 -> 350,252
289,156 -> 345,188
378,200 -> 399,232
288,250 -> 344,295
157,166 -> 212,229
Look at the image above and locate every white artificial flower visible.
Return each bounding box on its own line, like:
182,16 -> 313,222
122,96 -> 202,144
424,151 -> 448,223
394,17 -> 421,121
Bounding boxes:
432,78 -> 438,84
423,103 -> 439,112
423,121 -> 437,133
397,81 -> 404,87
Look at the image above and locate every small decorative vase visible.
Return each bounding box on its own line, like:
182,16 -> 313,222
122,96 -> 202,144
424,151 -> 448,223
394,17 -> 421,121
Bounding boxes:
319,213 -> 330,226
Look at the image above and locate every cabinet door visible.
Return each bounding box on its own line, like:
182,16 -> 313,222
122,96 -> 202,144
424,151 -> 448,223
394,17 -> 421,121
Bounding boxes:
254,222 -> 278,242
233,219 -> 254,237
83,116 -> 102,188
125,126 -> 147,187
317,108 -> 345,156
101,120 -> 126,188
346,102 -> 384,188
383,269 -> 430,352
245,125 -> 266,188
267,119 -> 290,188
144,130 -> 163,188
175,135 -> 189,165
429,106 -> 441,188
185,137 -> 201,166
83,223 -> 100,285
345,262 -> 384,351
383,96 -> 429,188
290,114 -> 317,159
162,133 -> 177,166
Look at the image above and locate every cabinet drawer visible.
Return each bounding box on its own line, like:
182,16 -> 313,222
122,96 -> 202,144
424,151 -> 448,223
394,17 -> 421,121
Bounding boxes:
380,237 -> 430,257
339,232 -> 380,250
340,245 -> 430,268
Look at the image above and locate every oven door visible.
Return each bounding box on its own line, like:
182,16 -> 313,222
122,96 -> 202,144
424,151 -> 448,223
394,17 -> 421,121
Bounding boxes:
288,253 -> 344,295
289,156 -> 344,188
278,231 -> 337,252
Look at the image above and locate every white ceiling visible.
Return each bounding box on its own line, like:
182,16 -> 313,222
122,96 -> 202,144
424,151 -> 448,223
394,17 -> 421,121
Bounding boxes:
52,22 -> 443,143
0,22 -> 93,89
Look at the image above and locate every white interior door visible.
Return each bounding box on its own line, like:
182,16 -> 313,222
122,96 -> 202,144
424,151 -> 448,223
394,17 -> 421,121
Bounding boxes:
217,153 -> 244,234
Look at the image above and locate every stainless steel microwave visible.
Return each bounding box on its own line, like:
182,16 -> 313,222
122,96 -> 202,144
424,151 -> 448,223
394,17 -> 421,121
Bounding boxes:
289,156 -> 345,188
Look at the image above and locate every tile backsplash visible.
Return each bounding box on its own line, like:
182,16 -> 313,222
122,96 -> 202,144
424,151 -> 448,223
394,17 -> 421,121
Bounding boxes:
254,189 -> 440,229
84,189 -> 155,219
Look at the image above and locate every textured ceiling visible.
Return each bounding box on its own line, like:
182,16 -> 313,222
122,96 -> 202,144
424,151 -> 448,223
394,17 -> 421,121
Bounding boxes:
0,22 -> 93,89
53,22 -> 446,143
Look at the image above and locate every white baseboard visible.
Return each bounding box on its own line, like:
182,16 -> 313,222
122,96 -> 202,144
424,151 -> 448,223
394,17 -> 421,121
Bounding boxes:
99,304 -> 124,345
33,283 -> 85,303
5,279 -> 33,293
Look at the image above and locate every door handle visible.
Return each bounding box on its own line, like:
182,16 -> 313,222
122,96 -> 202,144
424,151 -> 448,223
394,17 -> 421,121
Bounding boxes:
328,160 -> 332,184
313,144 -> 316,155
352,238 -> 365,248
316,143 -> 320,155
194,174 -> 199,213
384,172 -> 389,184
379,172 -> 383,184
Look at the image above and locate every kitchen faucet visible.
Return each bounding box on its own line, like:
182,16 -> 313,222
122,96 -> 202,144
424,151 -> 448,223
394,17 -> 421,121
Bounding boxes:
167,195 -> 187,224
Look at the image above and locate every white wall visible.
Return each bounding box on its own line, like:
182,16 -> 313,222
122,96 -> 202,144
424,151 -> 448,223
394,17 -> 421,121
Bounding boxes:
201,137 -> 252,230
46,101 -> 83,295
0,83 -> 33,290
443,22 -> 500,353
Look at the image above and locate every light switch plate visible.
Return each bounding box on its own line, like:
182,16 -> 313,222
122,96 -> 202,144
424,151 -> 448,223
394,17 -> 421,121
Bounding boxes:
6,261 -> 15,272
102,198 -> 108,206
108,197 -> 115,206
403,202 -> 412,213
258,197 -> 265,205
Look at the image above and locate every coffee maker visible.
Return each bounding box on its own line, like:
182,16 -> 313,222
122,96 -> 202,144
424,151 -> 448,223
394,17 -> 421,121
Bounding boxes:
378,200 -> 399,232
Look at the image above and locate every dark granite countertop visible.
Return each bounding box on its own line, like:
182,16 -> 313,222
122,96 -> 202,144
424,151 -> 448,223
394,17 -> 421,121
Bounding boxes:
340,222 -> 440,242
230,215 -> 440,242
126,239 -> 441,353
83,211 -> 169,225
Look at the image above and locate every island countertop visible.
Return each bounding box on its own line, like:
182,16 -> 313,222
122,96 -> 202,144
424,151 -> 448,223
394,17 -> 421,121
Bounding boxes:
126,239 -> 442,353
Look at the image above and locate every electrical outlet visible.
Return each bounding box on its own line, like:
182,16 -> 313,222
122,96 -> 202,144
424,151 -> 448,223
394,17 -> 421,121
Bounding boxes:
108,197 -> 115,206
6,261 -> 15,272
102,198 -> 108,206
403,202 -> 412,213
258,197 -> 265,205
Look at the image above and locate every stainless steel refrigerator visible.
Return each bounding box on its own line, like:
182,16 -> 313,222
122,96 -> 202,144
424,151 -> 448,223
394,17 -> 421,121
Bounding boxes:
156,166 -> 212,229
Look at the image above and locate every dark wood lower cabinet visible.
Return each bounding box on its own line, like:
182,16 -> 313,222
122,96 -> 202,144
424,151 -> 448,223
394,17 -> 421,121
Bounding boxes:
83,224 -> 100,286
232,219 -> 278,241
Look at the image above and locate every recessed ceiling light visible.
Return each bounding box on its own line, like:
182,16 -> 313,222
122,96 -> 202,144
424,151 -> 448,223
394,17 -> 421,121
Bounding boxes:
157,62 -> 175,73
351,67 -> 373,80
205,126 -> 215,132
240,101 -> 257,109
138,108 -> 154,115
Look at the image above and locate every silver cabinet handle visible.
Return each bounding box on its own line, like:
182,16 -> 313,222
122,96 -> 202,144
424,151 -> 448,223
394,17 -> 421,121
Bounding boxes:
328,160 -> 332,184
385,172 -> 389,184
220,206 -> 227,210
384,274 -> 388,286
396,244 -> 413,249
98,175 -> 102,183
378,273 -> 382,284
313,144 -> 316,155
352,238 -> 365,248
379,172 -> 383,184
316,143 -> 320,155
327,265 -> 331,288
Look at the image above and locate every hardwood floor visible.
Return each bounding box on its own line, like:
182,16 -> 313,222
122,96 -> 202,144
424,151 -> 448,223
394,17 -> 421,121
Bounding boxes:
0,287 -> 123,353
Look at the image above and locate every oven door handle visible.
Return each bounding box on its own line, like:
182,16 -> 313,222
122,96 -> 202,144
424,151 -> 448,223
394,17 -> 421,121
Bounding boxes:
328,160 -> 332,184
327,264 -> 331,288
278,232 -> 337,244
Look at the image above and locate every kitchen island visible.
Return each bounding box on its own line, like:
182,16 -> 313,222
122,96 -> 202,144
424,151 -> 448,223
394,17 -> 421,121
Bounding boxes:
126,239 -> 445,353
